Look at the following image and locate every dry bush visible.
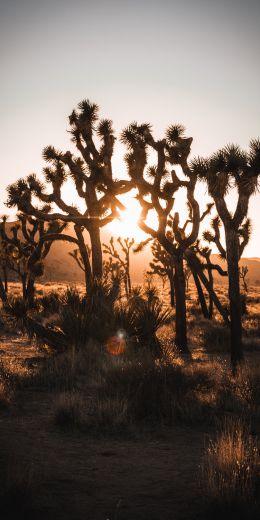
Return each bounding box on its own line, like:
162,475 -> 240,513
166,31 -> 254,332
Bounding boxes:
92,357 -> 260,431
98,359 -> 213,426
0,380 -> 12,409
93,396 -> 129,433
15,340 -> 102,392
53,391 -> 84,430
243,337 -> 260,351
214,362 -> 260,421
16,352 -> 77,392
202,418 -> 260,519
202,321 -> 230,353
39,291 -> 61,315
0,362 -> 14,409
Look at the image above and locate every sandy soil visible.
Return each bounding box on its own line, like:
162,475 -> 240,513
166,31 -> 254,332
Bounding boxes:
0,334 -> 206,520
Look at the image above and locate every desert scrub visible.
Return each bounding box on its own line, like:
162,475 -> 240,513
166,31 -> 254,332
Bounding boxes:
39,291 -> 61,315
92,396 -> 129,433
53,391 -> 84,430
202,418 -> 259,519
15,352 -> 77,392
99,360 -> 212,426
0,361 -> 14,408
202,321 -> 230,353
215,362 -> 260,419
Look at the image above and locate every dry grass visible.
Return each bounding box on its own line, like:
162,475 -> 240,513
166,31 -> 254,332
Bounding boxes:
202,418 -> 260,519
93,396 -> 129,432
54,390 -> 84,430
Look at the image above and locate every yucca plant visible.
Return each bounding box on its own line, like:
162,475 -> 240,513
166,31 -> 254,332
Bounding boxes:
4,296 -> 33,331
39,291 -> 61,315
59,288 -> 90,349
133,299 -> 172,357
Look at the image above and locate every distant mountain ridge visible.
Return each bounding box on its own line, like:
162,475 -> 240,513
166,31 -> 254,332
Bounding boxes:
2,221 -> 260,285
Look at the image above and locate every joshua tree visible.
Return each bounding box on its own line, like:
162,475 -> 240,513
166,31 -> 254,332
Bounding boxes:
120,121 -> 220,353
192,141 -> 260,368
0,214 -> 73,304
135,238 -> 176,306
6,99 -> 132,292
239,265 -> 249,293
68,244 -> 92,275
0,241 -> 10,294
184,265 -> 192,292
103,236 -> 134,297
195,244 -> 214,318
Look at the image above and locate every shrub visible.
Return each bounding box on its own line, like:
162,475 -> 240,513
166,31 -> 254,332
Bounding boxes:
93,396 -> 129,433
202,322 -> 230,352
53,391 -> 84,430
202,418 -> 259,519
99,360 -> 212,426
39,291 -> 61,315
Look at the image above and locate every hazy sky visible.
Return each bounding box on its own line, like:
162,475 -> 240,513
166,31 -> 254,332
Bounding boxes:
1,0 -> 259,255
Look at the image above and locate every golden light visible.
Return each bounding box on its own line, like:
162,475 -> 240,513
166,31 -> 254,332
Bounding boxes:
107,191 -> 159,241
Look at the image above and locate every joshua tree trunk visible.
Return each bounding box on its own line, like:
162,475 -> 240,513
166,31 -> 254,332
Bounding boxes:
89,222 -> 103,279
169,271 -> 175,307
124,275 -> 128,298
174,255 -> 189,354
26,275 -> 36,305
74,225 -> 92,293
196,269 -> 229,325
192,270 -> 210,319
207,266 -> 214,319
3,266 -> 8,293
126,271 -> 131,296
0,276 -> 8,303
21,274 -> 27,300
186,250 -> 229,325
225,228 -> 243,368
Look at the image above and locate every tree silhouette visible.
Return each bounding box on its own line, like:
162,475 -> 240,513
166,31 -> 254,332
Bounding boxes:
0,239 -> 10,294
192,141 -> 260,368
6,99 -> 132,291
0,214 -> 73,304
120,122 -> 215,353
135,238 -> 176,306
103,236 -> 134,297
240,266 -> 249,293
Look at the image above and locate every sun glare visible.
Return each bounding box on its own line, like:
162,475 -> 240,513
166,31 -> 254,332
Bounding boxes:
107,192 -> 158,241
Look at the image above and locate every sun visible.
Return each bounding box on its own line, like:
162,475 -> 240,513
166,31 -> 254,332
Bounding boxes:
106,191 -> 158,242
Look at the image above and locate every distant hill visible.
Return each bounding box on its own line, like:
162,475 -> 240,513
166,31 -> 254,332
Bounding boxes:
44,250 -> 260,285
210,255 -> 260,285
43,227 -> 153,284
1,221 -> 260,285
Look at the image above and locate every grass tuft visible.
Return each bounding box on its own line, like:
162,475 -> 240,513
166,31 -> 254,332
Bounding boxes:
202,418 -> 260,519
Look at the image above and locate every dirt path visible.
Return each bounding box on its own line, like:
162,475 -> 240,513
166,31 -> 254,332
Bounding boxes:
0,333 -> 206,520
0,406 -> 205,520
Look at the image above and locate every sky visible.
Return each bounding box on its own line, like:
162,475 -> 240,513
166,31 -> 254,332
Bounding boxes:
0,0 -> 259,256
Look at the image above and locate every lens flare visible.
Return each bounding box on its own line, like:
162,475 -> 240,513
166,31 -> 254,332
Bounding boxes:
105,329 -> 126,356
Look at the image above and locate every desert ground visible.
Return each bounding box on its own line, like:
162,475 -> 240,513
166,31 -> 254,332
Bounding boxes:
0,281 -> 259,520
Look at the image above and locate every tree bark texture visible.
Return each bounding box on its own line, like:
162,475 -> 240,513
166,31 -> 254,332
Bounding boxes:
174,255 -> 189,354
225,228 -> 243,367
